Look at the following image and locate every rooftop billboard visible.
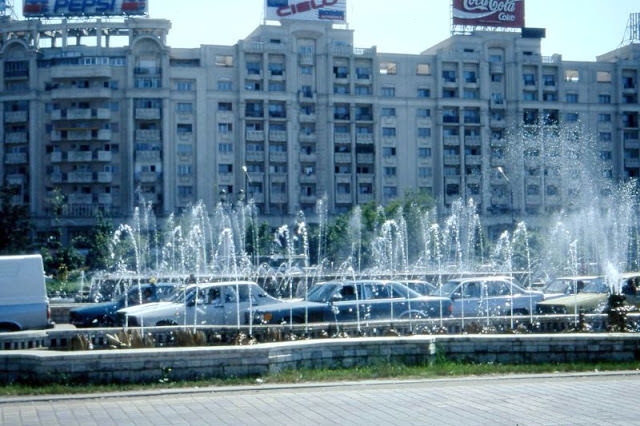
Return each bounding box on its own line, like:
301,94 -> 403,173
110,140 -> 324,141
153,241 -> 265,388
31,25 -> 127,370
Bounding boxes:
265,0 -> 346,23
452,0 -> 525,28
23,0 -> 148,18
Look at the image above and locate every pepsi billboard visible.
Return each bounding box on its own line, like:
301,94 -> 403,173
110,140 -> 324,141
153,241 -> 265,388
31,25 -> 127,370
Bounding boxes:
265,0 -> 346,23
452,0 -> 525,28
23,0 -> 148,17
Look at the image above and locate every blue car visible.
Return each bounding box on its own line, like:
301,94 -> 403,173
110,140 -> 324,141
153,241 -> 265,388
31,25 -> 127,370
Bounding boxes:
69,282 -> 180,327
252,280 -> 452,325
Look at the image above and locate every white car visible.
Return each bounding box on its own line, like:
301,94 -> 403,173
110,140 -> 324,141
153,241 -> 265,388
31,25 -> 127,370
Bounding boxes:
428,276 -> 544,317
116,281 -> 281,327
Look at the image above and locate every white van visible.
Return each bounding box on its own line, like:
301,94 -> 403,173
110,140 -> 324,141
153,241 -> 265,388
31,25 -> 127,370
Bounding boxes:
0,254 -> 52,331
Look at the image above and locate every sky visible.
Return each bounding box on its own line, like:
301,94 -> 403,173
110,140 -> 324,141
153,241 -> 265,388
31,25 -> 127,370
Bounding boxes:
7,1 -> 638,61
142,0 -> 639,61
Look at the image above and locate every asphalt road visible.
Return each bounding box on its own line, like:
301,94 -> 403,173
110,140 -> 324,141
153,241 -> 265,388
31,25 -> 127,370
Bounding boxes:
1,371 -> 639,425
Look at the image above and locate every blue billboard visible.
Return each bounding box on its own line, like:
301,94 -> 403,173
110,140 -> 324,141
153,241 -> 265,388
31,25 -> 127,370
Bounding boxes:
23,0 -> 148,17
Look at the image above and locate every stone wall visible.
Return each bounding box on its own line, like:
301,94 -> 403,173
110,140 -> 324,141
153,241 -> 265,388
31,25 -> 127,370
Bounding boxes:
1,334 -> 639,385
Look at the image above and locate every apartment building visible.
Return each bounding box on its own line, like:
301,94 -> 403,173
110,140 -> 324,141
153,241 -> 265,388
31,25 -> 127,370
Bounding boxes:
1,14 -> 638,240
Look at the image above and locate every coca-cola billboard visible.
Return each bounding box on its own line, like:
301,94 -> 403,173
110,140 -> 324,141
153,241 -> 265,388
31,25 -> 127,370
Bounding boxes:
452,0 -> 525,28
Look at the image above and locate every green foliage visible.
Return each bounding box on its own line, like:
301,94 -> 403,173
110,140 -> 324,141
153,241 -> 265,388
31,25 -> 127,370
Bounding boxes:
0,186 -> 33,254
86,211 -> 114,271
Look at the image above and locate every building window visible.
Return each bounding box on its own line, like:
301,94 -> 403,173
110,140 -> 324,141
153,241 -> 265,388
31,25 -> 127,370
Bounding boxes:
177,165 -> 192,176
218,123 -> 233,133
464,71 -> 477,83
356,67 -> 371,79
215,55 -> 233,67
543,74 -> 556,86
417,88 -> 431,98
177,123 -> 192,134
177,102 -> 193,113
217,80 -> 232,91
382,147 -> 396,157
418,167 -> 432,177
564,70 -> 579,82
269,81 -> 285,92
381,107 -> 396,117
565,93 -> 578,103
246,62 -> 261,75
381,86 -> 395,97
217,102 -> 232,112
597,71 -> 612,83
417,108 -> 431,118
442,70 -> 457,83
218,143 -> 233,153
384,167 -> 396,176
382,127 -> 396,137
599,132 -> 612,142
598,94 -> 611,104
355,85 -> 372,95
523,73 -> 536,86
412,63 -> 430,76
379,62 -> 397,75
269,63 -> 284,76
218,164 -> 233,174
599,113 -> 611,122
301,65 -> 313,75
383,186 -> 398,197
418,147 -> 431,158
175,80 -> 194,91
418,128 -> 431,138
565,113 -> 579,123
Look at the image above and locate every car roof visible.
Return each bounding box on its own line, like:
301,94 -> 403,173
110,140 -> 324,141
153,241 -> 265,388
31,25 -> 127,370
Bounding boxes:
447,276 -> 513,283
194,281 -> 258,288
550,275 -> 601,281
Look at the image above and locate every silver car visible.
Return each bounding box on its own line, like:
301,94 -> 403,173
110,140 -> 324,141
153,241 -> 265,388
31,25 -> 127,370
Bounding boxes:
117,281 -> 282,327
428,276 -> 544,317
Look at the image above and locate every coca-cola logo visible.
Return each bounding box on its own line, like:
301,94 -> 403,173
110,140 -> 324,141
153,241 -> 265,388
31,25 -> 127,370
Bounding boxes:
453,0 -> 523,26
461,0 -> 518,14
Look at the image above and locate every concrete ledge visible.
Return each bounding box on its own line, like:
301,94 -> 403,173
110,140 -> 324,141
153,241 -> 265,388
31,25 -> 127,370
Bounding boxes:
1,334 -> 640,385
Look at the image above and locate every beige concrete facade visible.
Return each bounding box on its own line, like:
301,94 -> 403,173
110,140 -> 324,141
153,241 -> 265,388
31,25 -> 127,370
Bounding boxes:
1,15 -> 638,239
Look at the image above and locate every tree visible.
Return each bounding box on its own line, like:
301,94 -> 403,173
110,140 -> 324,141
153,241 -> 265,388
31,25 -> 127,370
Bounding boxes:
85,211 -> 114,271
0,186 -> 32,254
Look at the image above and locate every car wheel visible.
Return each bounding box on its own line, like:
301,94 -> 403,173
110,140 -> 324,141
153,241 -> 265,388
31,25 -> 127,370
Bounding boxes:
0,323 -> 19,332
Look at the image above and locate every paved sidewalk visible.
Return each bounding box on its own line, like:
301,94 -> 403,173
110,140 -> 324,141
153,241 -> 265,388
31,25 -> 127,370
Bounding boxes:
1,371 -> 639,425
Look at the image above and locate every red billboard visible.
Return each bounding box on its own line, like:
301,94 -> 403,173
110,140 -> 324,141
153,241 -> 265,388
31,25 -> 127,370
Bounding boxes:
452,0 -> 525,28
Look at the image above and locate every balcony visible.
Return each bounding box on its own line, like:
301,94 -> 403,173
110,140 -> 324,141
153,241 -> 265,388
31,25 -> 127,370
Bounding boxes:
269,152 -> 287,163
270,193 -> 287,204
51,65 -> 112,79
269,130 -> 287,142
299,153 -> 317,163
444,155 -> 461,166
136,129 -> 161,141
334,133 -> 351,144
67,171 -> 93,183
357,174 -> 374,184
465,155 -> 482,165
4,111 -> 28,123
526,195 -> 542,205
299,133 -> 316,142
465,137 -> 481,146
300,195 -> 317,204
5,132 -> 28,144
249,193 -> 265,203
246,151 -> 265,162
444,136 -> 460,146
270,173 -> 287,183
299,174 -> 317,183
5,153 -> 27,164
356,133 -> 373,144
137,171 -> 160,183
490,63 -> 504,74
490,119 -> 506,128
334,153 -> 352,163
67,151 -> 93,162
68,194 -> 93,204
98,194 -> 113,205
6,174 -> 25,186
336,174 -> 351,184
335,193 -> 352,204
136,150 -> 161,162
97,172 -> 113,183
299,113 -> 316,122
624,139 -> 640,149
246,130 -> 265,141
51,87 -> 112,100
135,108 -> 161,120
625,158 -> 640,168
358,193 -> 375,203
96,151 -> 112,162
356,153 -> 374,163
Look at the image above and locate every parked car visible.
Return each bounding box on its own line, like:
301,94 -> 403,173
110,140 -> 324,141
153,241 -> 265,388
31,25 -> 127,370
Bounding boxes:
69,282 -> 181,327
252,279 -> 452,325
0,254 -> 53,332
541,275 -> 603,300
428,276 -> 544,317
116,281 -> 281,327
536,277 -> 609,314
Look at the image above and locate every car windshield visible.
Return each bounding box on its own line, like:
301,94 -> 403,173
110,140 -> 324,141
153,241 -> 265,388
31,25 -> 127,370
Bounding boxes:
403,281 -> 434,295
544,279 -> 575,293
168,286 -> 196,303
307,283 -> 341,302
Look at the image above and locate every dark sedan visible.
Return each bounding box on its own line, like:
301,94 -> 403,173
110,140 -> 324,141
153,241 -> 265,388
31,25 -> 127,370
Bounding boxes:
252,279 -> 452,325
69,282 -> 180,327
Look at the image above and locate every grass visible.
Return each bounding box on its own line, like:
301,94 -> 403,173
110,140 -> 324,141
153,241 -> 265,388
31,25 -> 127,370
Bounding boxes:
1,360 -> 639,397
